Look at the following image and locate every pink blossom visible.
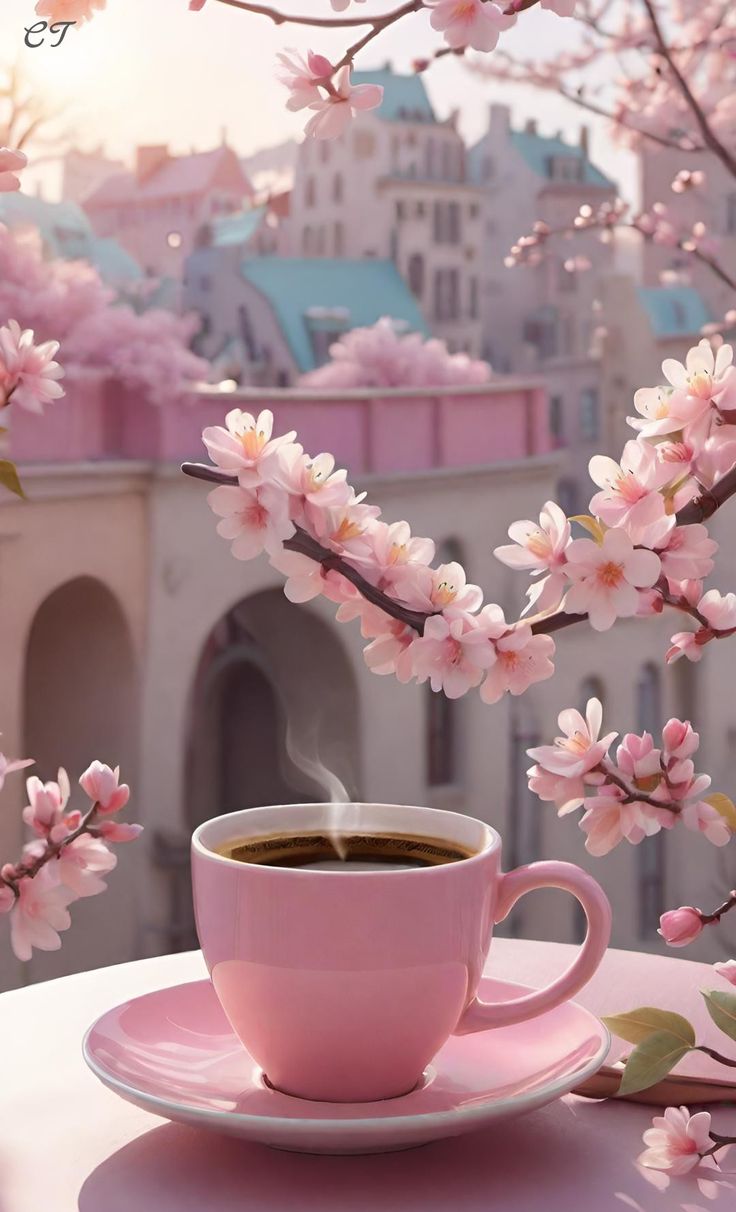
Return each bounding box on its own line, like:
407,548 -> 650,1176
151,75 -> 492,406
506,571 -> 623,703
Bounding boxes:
527,764 -> 588,816
616,732 -> 662,783
312,500 -> 381,560
0,748 -> 33,793
35,1 -> 105,24
639,1106 -> 712,1175
666,629 -> 708,664
275,446 -> 352,528
630,341 -> 734,445
304,66 -> 383,141
208,482 -> 295,560
0,148 -> 27,194
363,618 -> 418,684
78,761 -> 129,814
0,320 -> 65,413
300,318 -> 491,390
655,524 -> 717,583
426,0 -> 515,52
411,613 -> 496,699
714,959 -> 736,985
658,906 -> 704,946
9,867 -> 76,962
276,49 -> 334,113
698,588 -> 736,631
539,0 -> 577,13
588,440 -> 672,534
494,500 -> 570,616
662,339 -> 734,404
362,521 -> 435,592
0,884 -> 14,914
22,770 -> 72,842
54,834 -> 117,898
201,409 -> 296,484
270,548 -> 340,604
680,798 -> 730,846
527,697 -> 617,782
563,527 -> 661,631
478,609 -> 555,703
392,560 -> 483,618
580,786 -> 664,856
95,820 -> 143,843
662,719 -> 699,761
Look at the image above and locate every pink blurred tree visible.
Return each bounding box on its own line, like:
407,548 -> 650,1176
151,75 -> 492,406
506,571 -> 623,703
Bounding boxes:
299,318 -> 492,390
0,225 -> 207,404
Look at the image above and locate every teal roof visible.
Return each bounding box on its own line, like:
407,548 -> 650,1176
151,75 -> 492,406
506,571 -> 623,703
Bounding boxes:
638,286 -> 712,338
0,193 -> 142,283
211,207 -> 265,248
509,131 -> 613,187
352,69 -> 435,123
241,258 -> 429,371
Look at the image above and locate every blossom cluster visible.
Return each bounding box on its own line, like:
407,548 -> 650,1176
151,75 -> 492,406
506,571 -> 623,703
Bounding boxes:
0,753 -> 141,961
202,408 -> 557,705
527,701 -> 731,856
0,319 -> 65,414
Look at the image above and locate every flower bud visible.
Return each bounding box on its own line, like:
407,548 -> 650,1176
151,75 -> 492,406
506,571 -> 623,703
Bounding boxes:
658,906 -> 703,947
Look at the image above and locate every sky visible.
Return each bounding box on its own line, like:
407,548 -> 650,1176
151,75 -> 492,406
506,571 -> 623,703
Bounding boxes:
0,0 -> 635,199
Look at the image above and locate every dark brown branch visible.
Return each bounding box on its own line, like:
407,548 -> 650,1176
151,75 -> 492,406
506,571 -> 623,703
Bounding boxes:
700,889 -> 736,925
696,1046 -> 736,1070
181,460 -> 736,641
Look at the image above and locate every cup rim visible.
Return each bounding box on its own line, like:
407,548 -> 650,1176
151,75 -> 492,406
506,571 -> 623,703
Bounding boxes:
191,802 -> 500,877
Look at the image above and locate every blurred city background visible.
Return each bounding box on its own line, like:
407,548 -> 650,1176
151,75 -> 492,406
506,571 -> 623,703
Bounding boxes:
0,0 -> 734,990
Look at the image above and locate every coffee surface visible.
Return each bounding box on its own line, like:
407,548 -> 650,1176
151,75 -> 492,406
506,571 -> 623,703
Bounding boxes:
216,831 -> 475,869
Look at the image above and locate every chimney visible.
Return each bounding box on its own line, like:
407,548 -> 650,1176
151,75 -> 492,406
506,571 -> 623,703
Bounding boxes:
524,118 -> 537,135
136,145 -> 169,183
580,125 -> 589,156
488,103 -> 510,137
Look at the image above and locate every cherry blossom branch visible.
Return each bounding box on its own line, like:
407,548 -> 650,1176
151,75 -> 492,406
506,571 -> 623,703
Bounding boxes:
599,760 -> 679,814
0,800 -> 99,896
182,460 -> 736,639
700,889 -> 736,925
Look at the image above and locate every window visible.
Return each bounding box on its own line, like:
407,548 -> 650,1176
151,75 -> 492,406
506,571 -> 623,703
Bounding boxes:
469,276 -> 478,319
319,141 -> 330,165
433,200 -> 445,243
469,202 -> 479,220
549,394 -> 564,444
556,477 -> 578,516
447,202 -> 461,244
425,138 -> 435,178
395,200 -> 406,221
548,155 -> 584,182
315,226 -> 325,256
353,130 -> 376,159
199,274 -> 212,293
441,143 -> 452,180
483,155 -> 495,181
580,387 -> 600,440
637,664 -> 665,936
416,201 -> 426,219
727,194 -> 736,235
334,221 -> 344,256
302,226 -> 313,255
305,176 -> 316,208
433,268 -> 460,321
427,689 -> 458,787
333,174 -> 343,204
408,252 -> 425,298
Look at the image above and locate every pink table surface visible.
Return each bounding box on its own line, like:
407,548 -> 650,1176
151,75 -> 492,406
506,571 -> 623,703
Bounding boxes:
1,940 -> 735,1212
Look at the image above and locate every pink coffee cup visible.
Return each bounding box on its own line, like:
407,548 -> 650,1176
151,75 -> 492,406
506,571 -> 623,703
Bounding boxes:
192,802 -> 611,1103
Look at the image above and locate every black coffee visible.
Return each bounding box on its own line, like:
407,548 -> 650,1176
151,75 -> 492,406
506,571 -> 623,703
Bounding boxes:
217,831 -> 475,869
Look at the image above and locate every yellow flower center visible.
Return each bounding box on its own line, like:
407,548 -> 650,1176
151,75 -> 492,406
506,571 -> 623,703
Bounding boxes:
240,427 -> 267,460
432,580 -> 457,608
687,371 -> 713,399
333,517 -> 363,543
558,731 -> 590,756
388,542 -> 408,565
597,560 -> 624,589
526,531 -> 551,559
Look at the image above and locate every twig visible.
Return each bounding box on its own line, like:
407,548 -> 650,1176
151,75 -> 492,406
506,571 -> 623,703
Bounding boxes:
700,889 -> 736,925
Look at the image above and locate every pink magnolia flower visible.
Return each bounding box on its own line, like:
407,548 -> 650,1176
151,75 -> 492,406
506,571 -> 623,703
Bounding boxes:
276,49 -> 334,112
580,786 -> 664,856
9,867 -> 76,962
35,0 -> 105,24
0,148 -> 27,194
54,834 -> 117,898
392,561 -> 483,618
698,588 -> 736,632
616,732 -> 662,784
208,482 -> 295,560
639,1106 -> 712,1175
95,820 -> 143,843
202,409 -> 296,484
527,763 -> 588,816
494,500 -> 570,616
714,959 -> 736,986
22,770 -> 72,843
662,719 -> 699,762
0,748 -> 33,793
588,440 -> 672,534
563,527 -> 661,631
478,608 -> 555,704
78,761 -> 129,814
666,629 -> 709,664
304,66 -> 383,141
411,613 -> 496,699
658,906 -> 704,946
0,320 -> 65,413
655,524 -> 717,583
426,0 -> 515,52
680,798 -> 731,846
527,697 -> 617,784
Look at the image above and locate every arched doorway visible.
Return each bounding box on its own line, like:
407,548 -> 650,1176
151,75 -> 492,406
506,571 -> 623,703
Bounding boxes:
185,589 -> 361,830
23,577 -> 138,982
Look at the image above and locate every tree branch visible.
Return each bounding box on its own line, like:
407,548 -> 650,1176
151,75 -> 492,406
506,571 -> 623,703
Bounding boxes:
182,459 -> 736,641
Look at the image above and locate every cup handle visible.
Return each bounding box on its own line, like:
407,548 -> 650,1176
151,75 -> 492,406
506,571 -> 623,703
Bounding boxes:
454,860 -> 612,1034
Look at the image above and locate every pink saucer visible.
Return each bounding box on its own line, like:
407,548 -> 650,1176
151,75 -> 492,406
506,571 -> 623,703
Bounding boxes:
83,977 -> 609,1155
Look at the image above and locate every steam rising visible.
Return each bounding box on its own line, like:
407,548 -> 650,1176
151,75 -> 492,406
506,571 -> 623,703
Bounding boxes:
285,721 -> 361,859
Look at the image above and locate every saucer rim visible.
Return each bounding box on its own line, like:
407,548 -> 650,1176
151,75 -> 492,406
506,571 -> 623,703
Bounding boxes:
82,976 -> 611,1135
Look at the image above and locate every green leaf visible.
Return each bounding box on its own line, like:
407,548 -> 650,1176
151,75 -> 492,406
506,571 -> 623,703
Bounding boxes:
603,1007 -> 695,1048
569,514 -> 606,543
0,459 -> 24,499
617,1031 -> 693,1096
705,793 -> 736,833
702,989 -> 736,1043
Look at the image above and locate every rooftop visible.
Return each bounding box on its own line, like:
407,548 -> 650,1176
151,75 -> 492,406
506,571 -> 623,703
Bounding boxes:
469,126 -> 614,189
0,192 -> 142,284
240,257 -> 429,371
638,285 -> 711,338
84,145 -> 251,207
352,68 -> 436,124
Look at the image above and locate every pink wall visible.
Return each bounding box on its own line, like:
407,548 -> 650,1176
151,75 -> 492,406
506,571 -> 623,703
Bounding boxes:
8,375 -> 551,475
